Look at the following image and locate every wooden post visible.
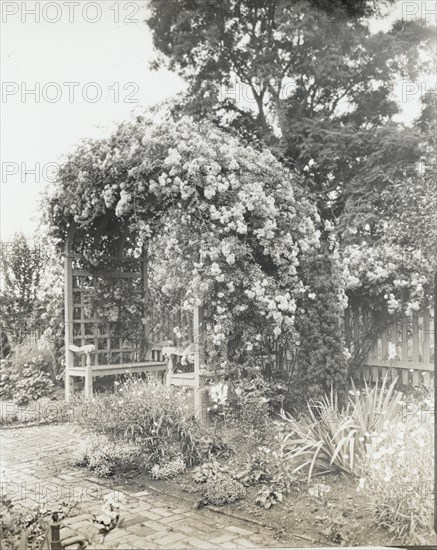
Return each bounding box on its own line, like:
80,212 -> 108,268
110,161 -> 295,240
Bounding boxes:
389,317 -> 397,384
18,529 -> 28,550
166,354 -> 173,388
412,311 -> 420,386
434,271 -> 437,535
84,350 -> 93,399
64,230 -> 74,402
193,305 -> 205,423
142,245 -> 150,360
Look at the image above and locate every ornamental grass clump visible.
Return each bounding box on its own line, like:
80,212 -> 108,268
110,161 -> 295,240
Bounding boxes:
280,389 -> 359,481
280,375 -> 403,482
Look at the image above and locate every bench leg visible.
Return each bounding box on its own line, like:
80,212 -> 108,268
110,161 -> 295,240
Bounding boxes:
166,357 -> 173,388
194,379 -> 208,426
65,373 -> 74,402
84,367 -> 93,400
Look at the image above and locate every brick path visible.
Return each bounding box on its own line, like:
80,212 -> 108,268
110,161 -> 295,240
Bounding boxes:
0,424 -> 290,549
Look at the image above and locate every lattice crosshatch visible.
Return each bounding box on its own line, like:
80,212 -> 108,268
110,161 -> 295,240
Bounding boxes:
64,216 -> 170,399
63,215 -> 218,422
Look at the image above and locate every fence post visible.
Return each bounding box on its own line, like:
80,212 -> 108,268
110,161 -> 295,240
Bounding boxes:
433,271 -> 436,534
193,305 -> 206,424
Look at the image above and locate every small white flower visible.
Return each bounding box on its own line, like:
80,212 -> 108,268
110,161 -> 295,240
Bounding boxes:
357,478 -> 366,492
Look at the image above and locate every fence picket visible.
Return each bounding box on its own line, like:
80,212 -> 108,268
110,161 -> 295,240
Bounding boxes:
381,328 -> 387,361
353,309 -> 360,356
423,308 -> 431,364
401,317 -> 408,362
412,311 -> 420,363
349,305 -> 434,388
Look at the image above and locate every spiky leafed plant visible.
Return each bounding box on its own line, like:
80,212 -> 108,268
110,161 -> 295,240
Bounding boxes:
350,375 -> 402,436
280,375 -> 402,482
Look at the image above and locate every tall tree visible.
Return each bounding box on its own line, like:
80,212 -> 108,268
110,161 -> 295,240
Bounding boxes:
145,0 -> 436,394
146,0 -> 432,238
0,234 -> 43,346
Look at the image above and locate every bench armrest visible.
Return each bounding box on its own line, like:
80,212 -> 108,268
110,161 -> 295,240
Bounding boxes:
68,344 -> 96,367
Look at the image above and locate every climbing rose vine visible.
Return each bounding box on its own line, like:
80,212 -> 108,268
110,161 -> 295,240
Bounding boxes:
44,112 -> 322,367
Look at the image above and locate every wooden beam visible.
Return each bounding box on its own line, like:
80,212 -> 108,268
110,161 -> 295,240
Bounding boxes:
193,305 -> 206,423
72,270 -> 141,279
364,359 -> 433,371
64,227 -> 75,401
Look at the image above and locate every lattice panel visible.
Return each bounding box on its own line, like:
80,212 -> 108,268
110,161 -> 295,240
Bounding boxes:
71,269 -> 145,367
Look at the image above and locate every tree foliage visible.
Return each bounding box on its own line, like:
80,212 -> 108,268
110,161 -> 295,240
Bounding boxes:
0,234 -> 43,346
146,0 -> 433,239
145,0 -> 436,392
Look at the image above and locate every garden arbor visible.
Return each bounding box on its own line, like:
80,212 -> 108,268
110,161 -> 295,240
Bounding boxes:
63,214 -> 210,419
47,113 -> 323,412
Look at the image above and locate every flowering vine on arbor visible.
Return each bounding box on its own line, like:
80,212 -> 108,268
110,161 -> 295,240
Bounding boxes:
44,113 -> 322,367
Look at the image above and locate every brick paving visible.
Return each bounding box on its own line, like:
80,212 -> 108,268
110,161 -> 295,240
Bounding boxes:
0,424 -> 290,549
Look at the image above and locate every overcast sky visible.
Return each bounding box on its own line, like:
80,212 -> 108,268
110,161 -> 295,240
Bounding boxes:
1,1 -> 185,240
0,0 -> 434,241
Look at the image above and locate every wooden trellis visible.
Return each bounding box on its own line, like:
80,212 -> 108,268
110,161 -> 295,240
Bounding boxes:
64,218 -> 170,400
63,216 -> 221,422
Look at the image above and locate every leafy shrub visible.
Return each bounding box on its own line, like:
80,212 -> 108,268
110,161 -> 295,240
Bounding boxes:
12,337 -> 58,377
191,460 -> 246,506
0,496 -> 74,550
0,337 -> 60,406
192,460 -> 229,484
93,493 -> 126,535
203,474 -> 246,506
74,376 -> 228,468
0,356 -> 55,406
234,450 -> 272,486
151,456 -> 186,480
0,396 -> 69,427
255,485 -> 283,509
280,375 -> 402,481
358,396 -> 433,543
227,375 -> 272,440
69,435 -> 144,477
0,234 -> 44,348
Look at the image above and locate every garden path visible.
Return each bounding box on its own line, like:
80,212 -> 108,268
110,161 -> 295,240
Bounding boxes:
1,424 -> 292,549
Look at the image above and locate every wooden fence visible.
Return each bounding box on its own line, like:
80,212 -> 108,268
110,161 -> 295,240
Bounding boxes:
345,306 -> 434,387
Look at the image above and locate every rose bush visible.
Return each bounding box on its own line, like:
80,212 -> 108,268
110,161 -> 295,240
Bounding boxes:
43,112 -> 321,369
43,108 -> 432,394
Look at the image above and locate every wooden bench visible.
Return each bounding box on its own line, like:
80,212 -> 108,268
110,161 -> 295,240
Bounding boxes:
65,343 -> 169,400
